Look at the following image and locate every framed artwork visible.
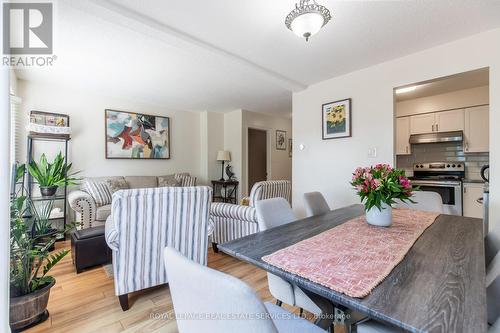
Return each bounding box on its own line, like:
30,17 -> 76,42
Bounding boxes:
322,98 -> 352,140
288,139 -> 292,158
276,130 -> 286,150
105,109 -> 170,159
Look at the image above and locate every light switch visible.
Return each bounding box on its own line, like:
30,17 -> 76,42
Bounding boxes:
368,147 -> 377,158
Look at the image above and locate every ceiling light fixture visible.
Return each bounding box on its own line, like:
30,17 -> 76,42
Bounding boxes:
285,0 -> 331,41
395,86 -> 418,94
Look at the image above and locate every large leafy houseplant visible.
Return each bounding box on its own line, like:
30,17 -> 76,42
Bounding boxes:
27,152 -> 80,197
10,164 -> 73,330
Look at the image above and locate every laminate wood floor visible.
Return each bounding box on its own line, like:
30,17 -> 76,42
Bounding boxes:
25,241 -> 332,333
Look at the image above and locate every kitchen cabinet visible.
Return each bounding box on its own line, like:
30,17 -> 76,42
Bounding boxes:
410,113 -> 435,134
464,105 -> 489,153
435,109 -> 464,132
463,183 -> 484,219
396,117 -> 411,155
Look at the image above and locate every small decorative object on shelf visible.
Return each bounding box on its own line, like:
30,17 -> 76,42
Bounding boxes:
351,164 -> 416,227
28,152 -> 80,197
225,164 -> 235,180
29,111 -> 71,139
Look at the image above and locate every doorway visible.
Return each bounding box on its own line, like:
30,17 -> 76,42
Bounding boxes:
248,128 -> 268,191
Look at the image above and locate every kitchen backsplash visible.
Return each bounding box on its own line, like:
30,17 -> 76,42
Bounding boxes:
396,142 -> 489,181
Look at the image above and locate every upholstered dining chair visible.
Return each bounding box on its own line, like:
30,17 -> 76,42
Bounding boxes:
163,247 -> 326,333
395,191 -> 443,213
303,192 -> 331,217
255,198 -> 334,327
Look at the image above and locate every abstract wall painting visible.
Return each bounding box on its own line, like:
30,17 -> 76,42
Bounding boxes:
322,98 -> 352,140
105,109 -> 170,159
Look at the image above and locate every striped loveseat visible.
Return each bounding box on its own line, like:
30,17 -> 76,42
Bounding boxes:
210,180 -> 291,249
105,186 -> 212,311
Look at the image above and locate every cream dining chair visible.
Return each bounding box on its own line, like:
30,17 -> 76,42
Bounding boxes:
255,198 -> 334,329
163,247 -> 326,333
303,192 -> 331,217
395,191 -> 443,213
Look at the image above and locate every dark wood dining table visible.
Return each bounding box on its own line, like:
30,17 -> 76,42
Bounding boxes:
217,204 -> 487,333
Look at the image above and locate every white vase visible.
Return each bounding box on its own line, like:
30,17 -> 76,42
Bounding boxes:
365,202 -> 393,227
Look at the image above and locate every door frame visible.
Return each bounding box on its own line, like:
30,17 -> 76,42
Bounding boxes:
246,126 -> 271,195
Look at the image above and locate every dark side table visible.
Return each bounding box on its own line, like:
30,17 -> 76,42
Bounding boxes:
211,180 -> 239,204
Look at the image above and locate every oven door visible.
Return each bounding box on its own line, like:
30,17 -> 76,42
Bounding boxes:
411,180 -> 462,216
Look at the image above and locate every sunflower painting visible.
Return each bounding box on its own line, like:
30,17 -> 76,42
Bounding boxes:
322,98 -> 352,140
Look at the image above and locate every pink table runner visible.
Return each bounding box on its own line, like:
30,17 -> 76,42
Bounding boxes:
262,208 -> 440,298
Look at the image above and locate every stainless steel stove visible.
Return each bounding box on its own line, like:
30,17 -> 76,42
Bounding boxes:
410,162 -> 465,216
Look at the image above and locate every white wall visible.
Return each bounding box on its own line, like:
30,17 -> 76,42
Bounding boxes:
18,80 -> 202,180
223,110 -> 244,198
200,111 -> 225,184
242,110 -> 292,196
396,85 -> 489,117
293,28 -> 500,228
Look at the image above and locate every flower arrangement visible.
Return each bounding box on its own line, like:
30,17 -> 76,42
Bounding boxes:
351,164 -> 416,212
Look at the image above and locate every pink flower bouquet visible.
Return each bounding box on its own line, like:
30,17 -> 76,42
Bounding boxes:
351,164 -> 417,211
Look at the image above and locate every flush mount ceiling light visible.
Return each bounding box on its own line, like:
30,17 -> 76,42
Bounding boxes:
285,0 -> 332,41
395,86 -> 418,94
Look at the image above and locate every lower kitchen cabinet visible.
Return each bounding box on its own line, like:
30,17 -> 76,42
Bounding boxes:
463,183 -> 484,219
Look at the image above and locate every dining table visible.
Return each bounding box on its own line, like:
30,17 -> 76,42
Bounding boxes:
217,204 -> 487,333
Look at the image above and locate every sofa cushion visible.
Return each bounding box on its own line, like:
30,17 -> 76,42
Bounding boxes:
96,204 -> 112,221
83,180 -> 112,207
106,177 -> 129,193
176,174 -> 197,186
124,176 -> 158,189
158,175 -> 181,187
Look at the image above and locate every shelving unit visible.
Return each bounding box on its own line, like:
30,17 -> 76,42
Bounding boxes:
26,134 -> 71,240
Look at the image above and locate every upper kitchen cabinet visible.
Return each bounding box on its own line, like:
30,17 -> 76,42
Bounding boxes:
435,109 -> 464,132
464,105 -> 489,153
410,110 -> 465,134
396,117 -> 411,155
410,113 -> 435,134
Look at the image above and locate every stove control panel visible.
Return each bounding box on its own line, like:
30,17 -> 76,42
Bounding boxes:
413,162 -> 464,172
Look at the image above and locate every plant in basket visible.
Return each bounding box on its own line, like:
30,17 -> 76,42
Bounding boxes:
351,164 -> 417,227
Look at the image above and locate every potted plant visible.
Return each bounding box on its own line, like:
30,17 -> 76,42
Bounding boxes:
351,164 -> 416,227
10,164 -> 73,330
27,152 -> 80,197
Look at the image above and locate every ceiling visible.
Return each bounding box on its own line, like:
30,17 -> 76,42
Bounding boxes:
395,68 -> 490,101
16,0 -> 500,115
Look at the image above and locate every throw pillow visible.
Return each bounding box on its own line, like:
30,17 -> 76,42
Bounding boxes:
83,180 -> 112,207
158,175 -> 182,187
176,175 -> 197,187
106,178 -> 129,193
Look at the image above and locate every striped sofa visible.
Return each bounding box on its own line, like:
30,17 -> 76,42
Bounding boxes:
210,180 -> 291,249
105,186 -> 212,311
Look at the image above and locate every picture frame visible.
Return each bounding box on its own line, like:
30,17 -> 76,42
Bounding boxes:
288,139 -> 292,158
105,109 -> 171,159
322,98 -> 352,140
276,130 -> 286,150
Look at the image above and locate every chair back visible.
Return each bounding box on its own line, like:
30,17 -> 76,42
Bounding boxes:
163,247 -> 278,333
107,186 -> 212,296
396,191 -> 443,213
249,180 -> 291,207
486,226 -> 500,267
304,192 -> 330,217
255,198 -> 296,231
